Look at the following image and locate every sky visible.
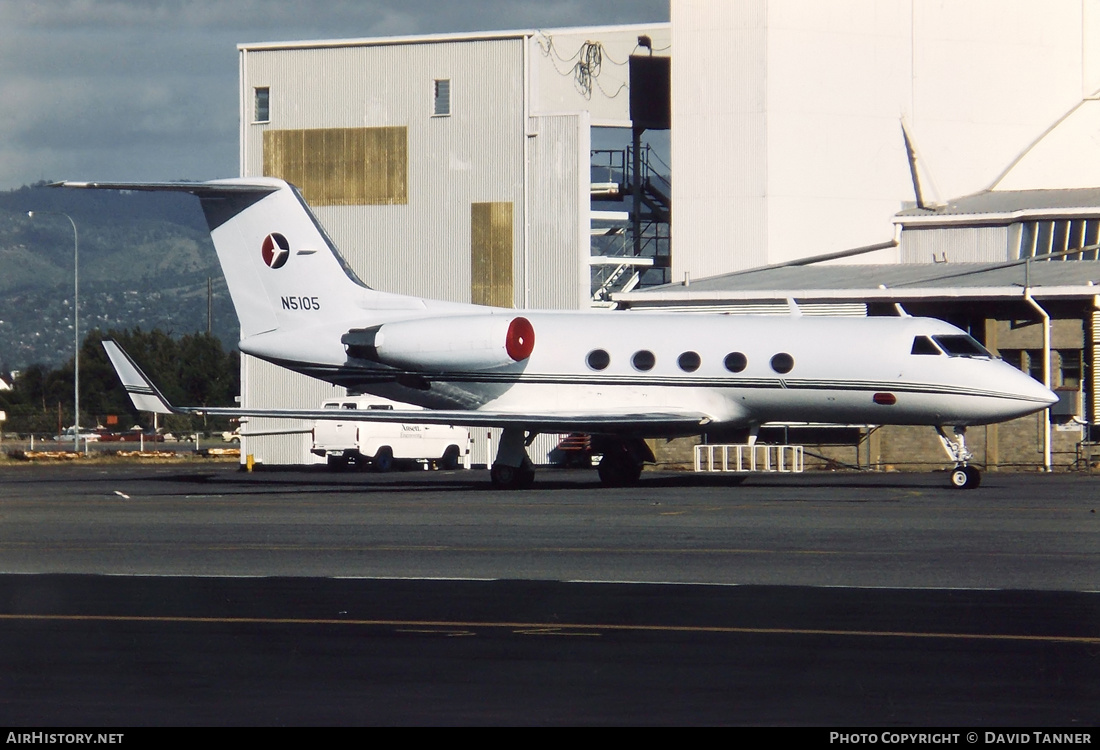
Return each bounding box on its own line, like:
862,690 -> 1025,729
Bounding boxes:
0,0 -> 668,190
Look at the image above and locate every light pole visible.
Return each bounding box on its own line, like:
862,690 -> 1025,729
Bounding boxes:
27,210 -> 79,445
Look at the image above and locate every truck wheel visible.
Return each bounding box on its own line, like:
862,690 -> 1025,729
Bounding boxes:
372,446 -> 394,473
439,445 -> 461,470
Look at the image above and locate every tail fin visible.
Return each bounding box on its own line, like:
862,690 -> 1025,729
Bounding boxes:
58,178 -> 383,339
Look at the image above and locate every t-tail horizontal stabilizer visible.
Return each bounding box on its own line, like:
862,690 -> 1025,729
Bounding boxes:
102,340 -> 179,415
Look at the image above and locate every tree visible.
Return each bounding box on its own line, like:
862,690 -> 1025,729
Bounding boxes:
2,327 -> 240,435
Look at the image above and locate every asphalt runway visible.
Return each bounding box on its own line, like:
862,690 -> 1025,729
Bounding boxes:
0,463 -> 1097,725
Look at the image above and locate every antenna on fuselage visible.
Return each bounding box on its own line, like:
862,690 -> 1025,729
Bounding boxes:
786,297 -> 802,317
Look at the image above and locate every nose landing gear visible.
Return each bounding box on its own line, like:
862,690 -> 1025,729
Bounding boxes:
936,426 -> 981,490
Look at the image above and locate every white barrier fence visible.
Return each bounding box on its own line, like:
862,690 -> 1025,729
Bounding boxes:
693,444 -> 804,474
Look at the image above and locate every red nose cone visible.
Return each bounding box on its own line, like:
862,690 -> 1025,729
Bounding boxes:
506,317 -> 535,361
873,392 -> 897,405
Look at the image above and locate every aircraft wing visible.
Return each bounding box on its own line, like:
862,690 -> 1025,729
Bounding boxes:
102,340 -> 713,433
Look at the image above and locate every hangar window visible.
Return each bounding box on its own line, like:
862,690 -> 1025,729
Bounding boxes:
254,87 -> 270,123
1027,350 -> 1046,382
1000,350 -> 1023,371
677,351 -> 701,372
632,350 -> 656,371
1059,350 -> 1081,388
911,336 -> 940,355
724,352 -> 747,373
1016,218 -> 1100,260
433,79 -> 451,117
770,353 -> 795,374
587,349 -> 610,371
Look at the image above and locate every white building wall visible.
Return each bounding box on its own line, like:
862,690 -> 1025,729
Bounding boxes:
764,0 -> 913,267
527,112 -> 591,310
672,0 -> 1098,279
671,0 -> 768,280
899,226 -> 1009,265
240,39 -> 526,302
527,25 -> 672,124
237,354 -> 331,466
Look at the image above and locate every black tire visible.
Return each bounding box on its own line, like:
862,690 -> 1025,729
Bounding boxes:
597,452 -> 642,487
439,444 -> 461,471
491,463 -> 520,489
964,465 -> 982,489
949,465 -> 980,490
490,461 -> 536,490
372,446 -> 394,473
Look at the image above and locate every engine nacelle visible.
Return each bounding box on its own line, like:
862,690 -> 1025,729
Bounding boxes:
343,315 -> 535,371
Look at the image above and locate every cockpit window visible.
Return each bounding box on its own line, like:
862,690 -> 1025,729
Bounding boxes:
911,336 -> 941,355
932,334 -> 991,358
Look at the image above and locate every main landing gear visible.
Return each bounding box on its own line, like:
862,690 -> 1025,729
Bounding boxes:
936,426 -> 981,490
489,429 -> 653,490
594,437 -> 653,487
490,427 -> 536,490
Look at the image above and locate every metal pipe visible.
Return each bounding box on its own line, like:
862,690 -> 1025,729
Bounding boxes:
1024,288 -> 1052,472
28,211 -> 79,449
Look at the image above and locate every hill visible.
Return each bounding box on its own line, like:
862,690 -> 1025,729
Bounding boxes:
0,183 -> 239,371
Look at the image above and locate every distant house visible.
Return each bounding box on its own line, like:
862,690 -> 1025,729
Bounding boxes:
0,376 -> 10,391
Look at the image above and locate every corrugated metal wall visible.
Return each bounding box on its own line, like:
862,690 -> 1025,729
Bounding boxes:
241,39 -> 526,301
238,354 -> 334,466
527,27 -> 671,125
527,113 -> 590,310
899,226 -> 1009,263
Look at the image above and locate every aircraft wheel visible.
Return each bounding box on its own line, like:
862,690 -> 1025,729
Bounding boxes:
491,462 -> 534,490
598,452 -> 643,487
949,465 -> 980,490
372,446 -> 394,473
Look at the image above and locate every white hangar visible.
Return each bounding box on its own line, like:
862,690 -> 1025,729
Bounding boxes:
236,22 -> 671,464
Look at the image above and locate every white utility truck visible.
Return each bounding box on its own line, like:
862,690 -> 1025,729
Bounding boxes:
311,396 -> 468,471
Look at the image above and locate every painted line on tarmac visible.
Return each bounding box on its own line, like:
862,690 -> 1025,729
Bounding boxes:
0,612 -> 1096,645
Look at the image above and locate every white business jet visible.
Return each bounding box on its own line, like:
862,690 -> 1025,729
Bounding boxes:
60,178 -> 1057,490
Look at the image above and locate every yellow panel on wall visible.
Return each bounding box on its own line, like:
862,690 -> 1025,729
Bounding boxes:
471,202 -> 514,308
263,127 -> 408,206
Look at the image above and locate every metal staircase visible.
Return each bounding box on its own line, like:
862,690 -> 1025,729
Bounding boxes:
590,145 -> 671,304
